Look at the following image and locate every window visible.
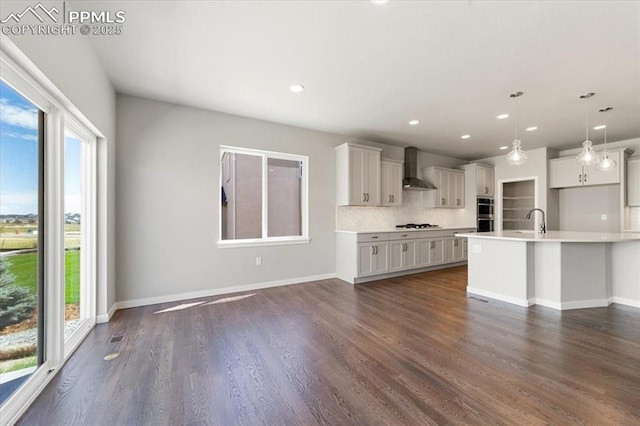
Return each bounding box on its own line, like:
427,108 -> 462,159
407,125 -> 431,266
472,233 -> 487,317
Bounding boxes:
219,146 -> 308,247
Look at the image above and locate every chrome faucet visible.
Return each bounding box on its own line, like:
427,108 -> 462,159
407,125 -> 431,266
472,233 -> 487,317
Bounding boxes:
526,208 -> 546,233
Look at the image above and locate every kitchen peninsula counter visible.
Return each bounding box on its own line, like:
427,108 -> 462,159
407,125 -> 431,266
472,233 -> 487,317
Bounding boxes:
456,231 -> 640,310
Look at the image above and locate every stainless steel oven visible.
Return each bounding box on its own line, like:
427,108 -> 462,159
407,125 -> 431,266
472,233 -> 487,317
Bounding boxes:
477,198 -> 494,232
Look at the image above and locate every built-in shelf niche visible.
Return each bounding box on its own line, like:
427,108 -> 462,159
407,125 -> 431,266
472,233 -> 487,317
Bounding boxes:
502,181 -> 535,231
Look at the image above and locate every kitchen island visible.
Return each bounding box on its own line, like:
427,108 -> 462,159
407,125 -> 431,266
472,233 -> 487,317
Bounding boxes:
456,231 -> 640,310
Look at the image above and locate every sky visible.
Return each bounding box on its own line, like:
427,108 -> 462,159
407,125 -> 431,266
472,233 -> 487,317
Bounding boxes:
0,80 -> 82,215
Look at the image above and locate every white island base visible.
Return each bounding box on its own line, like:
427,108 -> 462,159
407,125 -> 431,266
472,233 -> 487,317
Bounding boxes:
457,231 -> 640,310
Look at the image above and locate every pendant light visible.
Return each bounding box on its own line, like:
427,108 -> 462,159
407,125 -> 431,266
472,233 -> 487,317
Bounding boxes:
576,92 -> 600,166
595,106 -> 617,171
505,91 -> 527,166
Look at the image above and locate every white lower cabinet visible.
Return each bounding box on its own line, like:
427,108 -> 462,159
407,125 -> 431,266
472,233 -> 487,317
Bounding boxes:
417,238 -> 444,266
337,229 -> 475,284
358,242 -> 389,277
390,240 -> 417,272
444,237 -> 466,263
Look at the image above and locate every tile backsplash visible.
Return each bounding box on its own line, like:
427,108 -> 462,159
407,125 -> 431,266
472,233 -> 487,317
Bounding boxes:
625,206 -> 640,231
336,191 -> 475,230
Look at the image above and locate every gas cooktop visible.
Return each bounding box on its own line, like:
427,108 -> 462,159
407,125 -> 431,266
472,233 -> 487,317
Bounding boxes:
395,223 -> 441,229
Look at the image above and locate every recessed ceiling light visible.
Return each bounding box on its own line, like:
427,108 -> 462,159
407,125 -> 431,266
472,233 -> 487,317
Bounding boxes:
288,84 -> 304,93
499,146 -> 509,150
497,113 -> 510,120
461,134 -> 471,139
408,120 -> 420,126
370,0 -> 390,4
593,124 -> 606,130
525,126 -> 539,131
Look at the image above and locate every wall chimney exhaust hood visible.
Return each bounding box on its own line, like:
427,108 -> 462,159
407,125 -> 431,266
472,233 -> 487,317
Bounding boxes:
403,147 -> 436,190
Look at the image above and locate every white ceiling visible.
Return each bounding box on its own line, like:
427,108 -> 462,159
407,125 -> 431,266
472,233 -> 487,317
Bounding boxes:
88,1 -> 640,160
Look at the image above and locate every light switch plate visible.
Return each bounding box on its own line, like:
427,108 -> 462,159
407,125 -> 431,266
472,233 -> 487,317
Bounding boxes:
601,214 -> 607,221
472,244 -> 482,253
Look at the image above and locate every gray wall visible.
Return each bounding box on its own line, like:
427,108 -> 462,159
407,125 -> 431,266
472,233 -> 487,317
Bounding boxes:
8,31 -> 117,318
116,95 -> 342,302
559,185 -> 621,232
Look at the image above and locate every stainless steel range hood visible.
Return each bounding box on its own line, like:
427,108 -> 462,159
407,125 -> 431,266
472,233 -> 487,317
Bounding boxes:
403,147 -> 436,190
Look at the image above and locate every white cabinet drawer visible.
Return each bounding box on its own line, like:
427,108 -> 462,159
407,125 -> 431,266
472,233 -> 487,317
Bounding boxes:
357,233 -> 389,243
389,231 -> 428,240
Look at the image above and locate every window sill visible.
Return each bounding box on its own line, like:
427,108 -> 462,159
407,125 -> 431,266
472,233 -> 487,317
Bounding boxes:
217,238 -> 310,249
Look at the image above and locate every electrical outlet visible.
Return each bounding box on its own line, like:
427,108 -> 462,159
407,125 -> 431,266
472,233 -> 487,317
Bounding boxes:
601,214 -> 607,221
472,244 -> 482,254
256,257 -> 262,266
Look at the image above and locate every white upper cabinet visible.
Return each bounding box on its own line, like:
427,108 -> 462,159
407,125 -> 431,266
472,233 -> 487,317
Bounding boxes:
628,157 -> 640,206
380,159 -> 403,206
336,143 -> 382,206
550,151 -> 621,188
477,165 -> 495,197
422,167 -> 465,208
461,163 -> 495,198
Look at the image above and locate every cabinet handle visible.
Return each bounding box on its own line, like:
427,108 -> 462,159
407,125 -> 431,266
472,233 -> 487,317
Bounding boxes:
403,243 -> 407,252
389,195 -> 392,203
579,174 -> 582,183
584,174 -> 587,183
485,187 -> 488,194
363,192 -> 367,202
454,240 -> 459,246
371,246 -> 375,255
441,198 -> 446,205
430,241 -> 435,249
391,195 -> 394,203
375,245 -> 378,255
456,198 -> 461,206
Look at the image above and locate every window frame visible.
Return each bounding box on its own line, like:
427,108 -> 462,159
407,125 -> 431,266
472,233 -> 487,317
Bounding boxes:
218,145 -> 309,248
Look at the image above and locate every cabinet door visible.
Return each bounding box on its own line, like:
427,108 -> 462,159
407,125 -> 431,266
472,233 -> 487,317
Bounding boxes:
452,172 -> 465,208
444,238 -> 455,263
364,149 -> 381,205
380,162 -> 392,207
429,239 -> 444,265
550,157 -> 584,188
417,239 -> 431,267
584,151 -> 621,186
390,162 -> 403,206
380,161 -> 403,206
476,166 -> 494,196
389,241 -> 404,272
349,147 -> 366,205
628,158 -> 640,207
404,240 -> 417,269
453,238 -> 465,261
372,243 -> 389,274
357,243 -> 374,276
436,170 -> 449,207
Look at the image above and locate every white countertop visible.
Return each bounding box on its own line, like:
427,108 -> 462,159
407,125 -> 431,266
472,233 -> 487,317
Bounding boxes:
336,227 -> 476,234
456,230 -> 640,243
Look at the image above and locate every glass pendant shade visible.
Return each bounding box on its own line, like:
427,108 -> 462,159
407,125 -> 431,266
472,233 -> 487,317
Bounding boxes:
576,140 -> 600,166
596,150 -> 616,171
595,106 -> 617,172
505,91 -> 526,165
506,139 -> 527,165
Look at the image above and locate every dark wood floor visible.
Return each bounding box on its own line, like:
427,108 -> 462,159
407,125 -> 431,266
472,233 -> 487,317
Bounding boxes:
18,266 -> 640,425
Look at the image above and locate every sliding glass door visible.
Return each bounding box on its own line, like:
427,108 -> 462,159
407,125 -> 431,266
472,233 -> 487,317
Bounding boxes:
0,80 -> 44,406
0,50 -> 98,422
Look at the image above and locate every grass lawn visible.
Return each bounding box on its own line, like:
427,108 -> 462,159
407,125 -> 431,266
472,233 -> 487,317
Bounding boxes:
4,251 -> 80,305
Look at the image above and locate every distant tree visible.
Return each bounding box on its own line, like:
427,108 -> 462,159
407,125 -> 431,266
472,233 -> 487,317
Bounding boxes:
0,256 -> 36,329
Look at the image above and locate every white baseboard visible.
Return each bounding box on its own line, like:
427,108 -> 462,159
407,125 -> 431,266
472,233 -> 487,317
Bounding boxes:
466,287 -> 532,307
609,296 -> 640,308
558,299 -> 610,310
96,303 -> 117,323
114,273 -> 337,311
532,298 -> 562,310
